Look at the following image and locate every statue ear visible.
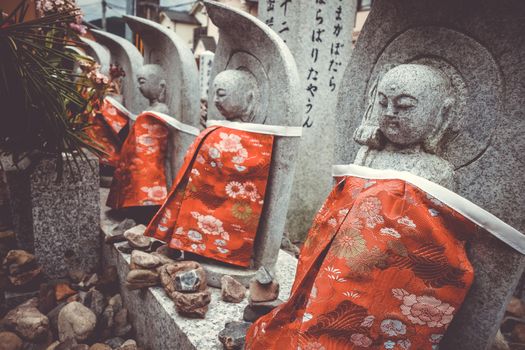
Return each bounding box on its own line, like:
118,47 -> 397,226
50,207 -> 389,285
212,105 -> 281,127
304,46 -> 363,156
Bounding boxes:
424,96 -> 455,154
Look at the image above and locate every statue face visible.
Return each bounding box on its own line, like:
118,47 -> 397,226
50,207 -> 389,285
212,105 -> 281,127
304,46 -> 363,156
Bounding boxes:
374,64 -> 450,146
136,64 -> 166,102
212,70 -> 258,122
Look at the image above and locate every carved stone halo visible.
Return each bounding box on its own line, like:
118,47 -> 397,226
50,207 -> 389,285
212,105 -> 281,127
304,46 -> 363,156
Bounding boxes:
365,26 -> 503,168
223,51 -> 270,124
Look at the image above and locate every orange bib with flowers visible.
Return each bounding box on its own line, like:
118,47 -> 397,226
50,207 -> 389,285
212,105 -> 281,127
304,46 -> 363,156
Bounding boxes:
246,165 -> 525,350
106,111 -> 170,209
145,124 -> 275,267
86,97 -> 130,167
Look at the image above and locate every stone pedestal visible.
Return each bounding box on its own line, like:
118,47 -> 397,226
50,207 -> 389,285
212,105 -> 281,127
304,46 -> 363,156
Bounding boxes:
3,154 -> 101,279
258,0 -> 357,242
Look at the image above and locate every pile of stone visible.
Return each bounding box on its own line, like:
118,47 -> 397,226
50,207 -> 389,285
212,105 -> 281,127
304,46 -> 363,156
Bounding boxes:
2,250 -> 43,290
243,267 -> 282,323
0,263 -> 140,350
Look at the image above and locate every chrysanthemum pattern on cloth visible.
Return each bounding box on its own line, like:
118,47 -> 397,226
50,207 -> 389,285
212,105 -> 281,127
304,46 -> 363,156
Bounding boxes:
145,127 -> 274,267
245,176 -> 475,350
107,112 -> 169,209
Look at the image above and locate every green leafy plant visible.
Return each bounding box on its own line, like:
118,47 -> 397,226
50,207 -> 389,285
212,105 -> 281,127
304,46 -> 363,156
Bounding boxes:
0,0 -> 101,177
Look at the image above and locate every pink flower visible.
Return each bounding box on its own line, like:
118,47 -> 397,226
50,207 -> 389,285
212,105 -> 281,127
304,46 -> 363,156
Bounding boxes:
225,181 -> 245,199
192,212 -> 226,235
350,334 -> 372,347
140,186 -> 167,201
243,181 -> 260,202
217,132 -> 243,152
399,294 -> 455,328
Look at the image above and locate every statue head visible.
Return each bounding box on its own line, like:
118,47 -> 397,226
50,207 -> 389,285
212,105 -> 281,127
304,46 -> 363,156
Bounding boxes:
356,64 -> 455,153
212,69 -> 260,122
136,64 -> 167,105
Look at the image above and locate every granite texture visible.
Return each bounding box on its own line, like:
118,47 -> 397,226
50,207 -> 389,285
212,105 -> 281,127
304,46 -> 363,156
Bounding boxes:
80,37 -> 110,76
100,188 -> 297,350
258,0 -> 357,242
4,154 -> 101,279
123,15 -> 201,186
91,29 -> 149,115
334,1 -> 525,349
204,1 -> 302,271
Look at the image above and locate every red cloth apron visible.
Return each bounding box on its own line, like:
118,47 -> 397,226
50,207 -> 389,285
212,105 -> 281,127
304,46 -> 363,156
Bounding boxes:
246,170 -> 487,350
144,126 -> 274,267
106,111 -> 169,209
85,97 -> 130,167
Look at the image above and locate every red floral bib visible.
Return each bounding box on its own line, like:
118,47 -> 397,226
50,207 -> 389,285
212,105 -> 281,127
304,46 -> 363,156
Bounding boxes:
246,166 -> 523,350
106,112 -> 169,209
145,126 -> 274,267
86,97 -> 130,167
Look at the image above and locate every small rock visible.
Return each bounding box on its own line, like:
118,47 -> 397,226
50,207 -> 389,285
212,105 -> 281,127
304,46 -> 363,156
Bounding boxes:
3,250 -> 35,275
155,245 -> 183,260
55,283 -> 77,301
67,269 -> 86,284
84,274 -> 99,289
175,269 -> 205,293
125,270 -> 159,290
119,339 -> 137,350
254,266 -> 273,285
130,251 -> 161,270
117,244 -> 133,255
108,294 -> 123,312
57,302 -> 96,342
112,219 -> 137,236
507,297 -> 525,317
218,321 -> 252,350
95,266 -> 118,295
123,226 -> 150,250
0,331 -> 23,350
243,299 -> 282,322
46,303 -> 66,334
8,266 -> 43,287
38,283 -> 57,314
159,262 -> 206,299
54,338 -> 77,350
221,276 -> 246,303
104,234 -> 126,245
174,290 -> 211,318
491,330 -> 509,350
88,344 -> 111,350
280,235 -> 300,257
2,298 -> 49,342
71,345 -> 89,350
46,341 -> 60,350
248,279 -> 279,303
104,337 -> 124,349
513,323 -> 525,343
113,309 -> 131,337
83,289 -> 106,317
150,252 -> 176,266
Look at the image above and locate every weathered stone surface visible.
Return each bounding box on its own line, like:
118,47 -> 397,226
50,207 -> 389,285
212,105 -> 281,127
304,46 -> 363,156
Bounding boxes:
46,341 -> 60,350
218,321 -> 251,350
174,291 -> 211,319
125,269 -> 159,290
0,331 -> 23,350
174,269 -> 205,293
507,297 -> 525,318
118,339 -> 137,350
112,219 -> 137,237
149,252 -> 176,266
243,299 -> 282,323
205,1 -> 302,272
83,289 -> 106,317
130,251 -> 161,270
88,344 -> 111,350
258,0 -> 356,242
280,235 -> 300,258
159,262 -> 206,299
103,337 -> 124,349
3,298 -> 49,342
254,266 -> 273,285
70,345 -> 89,350
221,276 -> 246,303
46,303 -> 66,335
3,250 -> 43,287
113,309 -> 132,337
57,302 -> 96,342
38,283 -> 57,315
123,226 -> 150,250
333,1 -> 525,349
248,279 -> 279,303
4,154 -> 100,279
95,266 -> 118,295
491,330 -> 509,350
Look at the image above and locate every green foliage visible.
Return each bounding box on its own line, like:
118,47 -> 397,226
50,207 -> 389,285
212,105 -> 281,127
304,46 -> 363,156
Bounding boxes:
0,0 -> 100,177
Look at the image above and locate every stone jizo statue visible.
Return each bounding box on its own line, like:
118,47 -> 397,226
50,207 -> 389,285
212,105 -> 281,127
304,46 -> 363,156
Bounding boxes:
136,64 -> 169,115
354,64 -> 456,189
212,69 -> 261,123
